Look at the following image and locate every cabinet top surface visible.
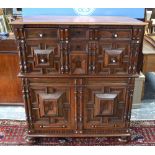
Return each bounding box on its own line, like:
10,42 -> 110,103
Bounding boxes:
11,16 -> 147,26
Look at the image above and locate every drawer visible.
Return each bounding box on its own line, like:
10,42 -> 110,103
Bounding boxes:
99,29 -> 132,40
25,40 -> 60,74
24,28 -> 58,39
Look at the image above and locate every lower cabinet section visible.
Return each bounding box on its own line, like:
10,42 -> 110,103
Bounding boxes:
23,77 -> 134,137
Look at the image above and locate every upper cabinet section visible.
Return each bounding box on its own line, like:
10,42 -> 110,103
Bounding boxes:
11,16 -> 146,77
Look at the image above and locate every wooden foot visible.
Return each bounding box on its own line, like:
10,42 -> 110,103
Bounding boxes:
118,136 -> 130,143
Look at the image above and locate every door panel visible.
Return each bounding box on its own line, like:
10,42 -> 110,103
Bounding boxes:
83,79 -> 129,130
27,79 -> 75,134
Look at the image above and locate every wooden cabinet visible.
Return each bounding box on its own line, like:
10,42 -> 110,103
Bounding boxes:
11,16 -> 146,140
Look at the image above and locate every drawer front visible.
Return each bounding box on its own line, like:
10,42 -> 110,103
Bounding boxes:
24,40 -> 132,75
25,28 -> 58,39
95,41 -> 131,75
26,78 -> 76,134
83,78 -> 134,130
25,40 -> 60,74
99,29 -> 132,40
89,41 -> 132,75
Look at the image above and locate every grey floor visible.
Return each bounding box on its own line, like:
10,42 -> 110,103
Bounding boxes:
0,99 -> 155,120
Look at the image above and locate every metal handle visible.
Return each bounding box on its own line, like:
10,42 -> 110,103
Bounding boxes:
111,58 -> 116,63
113,33 -> 118,38
40,58 -> 46,63
39,33 -> 43,38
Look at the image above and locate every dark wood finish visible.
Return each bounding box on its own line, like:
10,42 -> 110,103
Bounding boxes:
11,16 -> 145,139
0,37 -> 23,104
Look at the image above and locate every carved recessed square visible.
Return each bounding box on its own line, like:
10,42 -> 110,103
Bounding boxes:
38,92 -> 64,117
104,49 -> 123,67
94,93 -> 118,116
34,49 -> 54,67
70,51 -> 87,74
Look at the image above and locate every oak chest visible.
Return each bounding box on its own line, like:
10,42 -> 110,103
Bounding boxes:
11,16 -> 146,141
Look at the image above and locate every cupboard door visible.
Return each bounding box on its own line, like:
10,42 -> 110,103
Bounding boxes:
83,78 -> 133,130
26,78 -> 76,134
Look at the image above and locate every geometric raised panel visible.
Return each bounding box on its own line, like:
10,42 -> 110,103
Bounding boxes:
34,49 -> 54,68
94,93 -> 118,116
70,51 -> 87,74
25,40 -> 60,74
84,80 -> 128,129
104,49 -> 123,67
28,80 -> 75,131
38,91 -> 64,117
96,41 -> 131,75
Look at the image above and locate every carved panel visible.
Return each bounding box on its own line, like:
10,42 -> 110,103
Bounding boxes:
94,93 -> 118,116
33,49 -> 54,67
84,79 -> 129,129
104,49 -> 123,67
28,80 -> 75,131
38,91 -> 64,117
96,41 -> 131,74
25,40 -> 60,74
70,51 -> 88,74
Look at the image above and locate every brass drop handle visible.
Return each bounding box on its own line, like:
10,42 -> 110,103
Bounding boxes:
39,33 -> 43,38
